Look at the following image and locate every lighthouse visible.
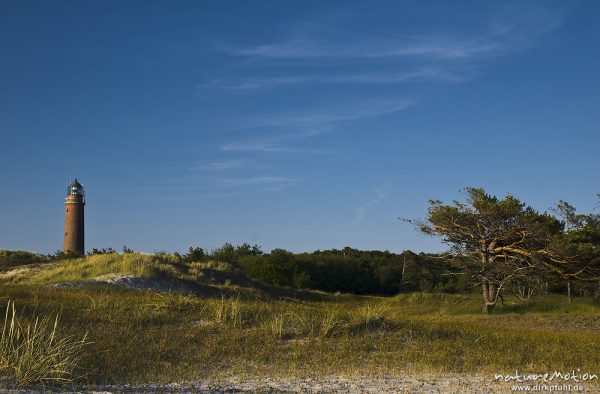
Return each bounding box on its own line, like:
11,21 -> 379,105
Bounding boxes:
64,179 -> 85,255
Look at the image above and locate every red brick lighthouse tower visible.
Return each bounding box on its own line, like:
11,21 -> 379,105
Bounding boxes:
64,179 -> 85,255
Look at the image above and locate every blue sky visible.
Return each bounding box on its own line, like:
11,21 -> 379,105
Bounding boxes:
1,0 -> 598,254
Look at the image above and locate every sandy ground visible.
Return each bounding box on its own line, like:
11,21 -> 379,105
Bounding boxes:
4,374 -> 598,393
51,274 -> 202,295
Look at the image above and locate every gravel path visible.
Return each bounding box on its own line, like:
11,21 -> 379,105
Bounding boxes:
164,375 -> 506,393
191,375 -> 596,393
5,374 -> 598,393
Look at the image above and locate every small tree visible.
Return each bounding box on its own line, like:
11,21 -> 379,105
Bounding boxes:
49,250 -> 82,260
88,247 -> 116,256
235,243 -> 263,258
122,245 -> 134,254
183,246 -> 205,263
210,243 -> 236,264
407,188 -> 561,313
549,201 -> 587,300
544,212 -> 600,299
550,200 -> 583,231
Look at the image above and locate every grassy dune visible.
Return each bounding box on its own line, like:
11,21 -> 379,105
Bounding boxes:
2,253 -> 204,286
0,254 -> 599,388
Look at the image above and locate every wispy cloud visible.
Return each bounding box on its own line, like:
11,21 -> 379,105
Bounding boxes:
222,3 -> 568,61
356,188 -> 388,223
201,68 -> 469,92
220,141 -> 332,154
143,172 -> 298,199
190,159 -> 247,171
228,35 -> 498,60
215,98 -> 412,132
199,2 -> 570,102
218,98 -> 413,153
219,176 -> 297,190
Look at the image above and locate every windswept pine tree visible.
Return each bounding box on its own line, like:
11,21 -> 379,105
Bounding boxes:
407,188 -> 563,313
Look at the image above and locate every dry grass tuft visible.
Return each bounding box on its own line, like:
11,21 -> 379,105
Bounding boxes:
213,295 -> 245,328
0,301 -> 89,387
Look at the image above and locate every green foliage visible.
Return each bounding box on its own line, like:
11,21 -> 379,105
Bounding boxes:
183,247 -> 205,263
207,242 -> 263,264
122,246 -> 135,254
545,210 -> 600,299
49,250 -> 82,261
87,247 -> 116,256
238,248 -> 469,295
412,187 -> 565,313
210,243 -> 236,264
551,200 -> 584,230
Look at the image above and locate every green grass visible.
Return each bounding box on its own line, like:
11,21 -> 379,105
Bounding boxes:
0,254 -> 598,388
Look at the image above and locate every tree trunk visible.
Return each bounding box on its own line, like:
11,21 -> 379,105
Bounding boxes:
518,286 -> 525,299
482,278 -> 496,314
567,280 -> 572,302
399,256 -> 409,292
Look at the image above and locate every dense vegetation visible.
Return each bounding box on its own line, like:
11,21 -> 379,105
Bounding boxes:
202,246 -> 470,295
186,243 -> 599,301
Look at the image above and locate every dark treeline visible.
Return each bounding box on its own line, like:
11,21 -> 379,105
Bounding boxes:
178,244 -> 471,295
177,243 -> 598,299
237,248 -> 468,295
